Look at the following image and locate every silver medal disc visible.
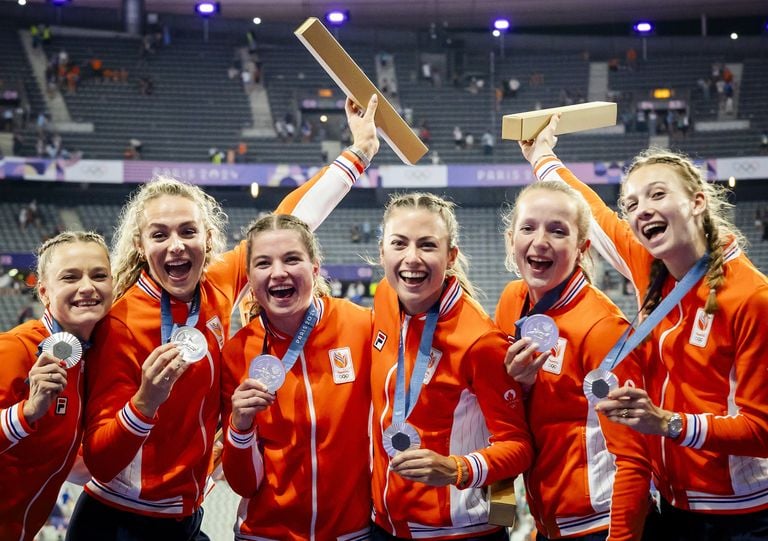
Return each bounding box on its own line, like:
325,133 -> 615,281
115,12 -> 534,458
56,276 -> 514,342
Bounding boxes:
520,314 -> 559,353
583,368 -> 619,403
248,354 -> 286,393
41,332 -> 83,368
170,326 -> 208,363
382,422 -> 421,458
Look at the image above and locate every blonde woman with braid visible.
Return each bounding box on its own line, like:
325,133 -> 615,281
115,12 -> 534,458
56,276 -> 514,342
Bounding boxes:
518,114 -> 768,540
1,232 -> 112,541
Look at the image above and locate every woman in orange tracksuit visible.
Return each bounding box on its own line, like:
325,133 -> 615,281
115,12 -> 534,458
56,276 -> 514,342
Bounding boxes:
1,232 -> 113,541
221,214 -> 372,541
521,115 -> 768,540
369,193 -> 533,540
495,181 -> 651,540
65,97 -> 380,541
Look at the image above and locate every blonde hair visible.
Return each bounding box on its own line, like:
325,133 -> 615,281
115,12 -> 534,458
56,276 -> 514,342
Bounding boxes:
501,180 -> 594,282
36,231 -> 110,301
111,176 -> 228,299
622,148 -> 745,315
243,214 -> 331,319
380,192 -> 477,298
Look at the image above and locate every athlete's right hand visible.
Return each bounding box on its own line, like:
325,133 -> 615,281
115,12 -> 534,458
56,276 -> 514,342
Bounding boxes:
132,343 -> 188,418
23,351 -> 68,424
346,94 -> 380,163
519,113 -> 560,166
504,337 -> 549,393
231,379 -> 275,432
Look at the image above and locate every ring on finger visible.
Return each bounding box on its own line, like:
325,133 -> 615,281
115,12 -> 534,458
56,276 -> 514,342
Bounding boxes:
620,408 -> 630,418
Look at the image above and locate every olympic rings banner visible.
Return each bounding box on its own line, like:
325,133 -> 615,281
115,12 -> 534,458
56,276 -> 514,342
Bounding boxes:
2,156 -> 767,187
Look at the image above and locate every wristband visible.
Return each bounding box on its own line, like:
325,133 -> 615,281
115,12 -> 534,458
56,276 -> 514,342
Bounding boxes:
533,153 -> 557,169
345,145 -> 371,169
450,455 -> 464,487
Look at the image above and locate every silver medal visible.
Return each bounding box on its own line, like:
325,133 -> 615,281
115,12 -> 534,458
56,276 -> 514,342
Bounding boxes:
583,368 -> 619,403
382,422 -> 421,458
248,354 -> 286,393
520,314 -> 559,353
170,326 -> 208,363
41,332 -> 83,368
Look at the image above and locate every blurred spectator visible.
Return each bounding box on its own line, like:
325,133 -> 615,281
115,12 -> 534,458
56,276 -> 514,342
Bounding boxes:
41,25 -> 51,46
453,126 -> 463,149
275,119 -> 288,142
237,141 -> 248,162
300,119 -> 313,142
761,131 -> 768,155
464,132 -> 474,149
89,57 -> 104,81
481,131 -> 495,155
362,221 -> 372,243
30,24 -> 40,48
124,138 -> 143,160
12,131 -> 23,156
625,47 -> 637,70
429,151 -> 441,165
138,76 -> 154,95
418,121 -> 431,145
350,224 -> 361,243
506,78 -> 520,98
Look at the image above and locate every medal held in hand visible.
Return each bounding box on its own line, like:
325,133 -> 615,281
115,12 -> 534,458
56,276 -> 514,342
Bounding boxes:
583,368 -> 619,404
249,354 -> 286,393
382,422 -> 421,457
520,314 -> 559,353
170,326 -> 208,363
41,332 -> 83,368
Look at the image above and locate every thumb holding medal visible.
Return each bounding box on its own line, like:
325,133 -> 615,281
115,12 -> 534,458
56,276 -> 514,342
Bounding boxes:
23,350 -> 68,424
504,335 -> 552,393
231,377 -> 276,432
133,342 -> 189,418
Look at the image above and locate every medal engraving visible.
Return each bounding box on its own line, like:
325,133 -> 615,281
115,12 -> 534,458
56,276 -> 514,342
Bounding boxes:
170,326 -> 208,363
382,422 -> 421,457
520,314 -> 559,353
583,368 -> 619,403
41,332 -> 83,369
248,354 -> 286,393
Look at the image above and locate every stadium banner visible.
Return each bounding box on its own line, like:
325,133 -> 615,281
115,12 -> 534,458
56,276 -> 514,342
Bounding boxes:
712,157 -> 768,181
0,157 -> 123,183
122,161 -> 380,188
2,157 -> 766,186
379,165 -> 447,188
0,252 -> 36,270
320,264 -> 375,282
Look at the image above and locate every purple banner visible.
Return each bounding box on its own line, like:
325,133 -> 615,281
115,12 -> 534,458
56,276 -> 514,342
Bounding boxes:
122,161 -> 380,188
0,253 -> 36,270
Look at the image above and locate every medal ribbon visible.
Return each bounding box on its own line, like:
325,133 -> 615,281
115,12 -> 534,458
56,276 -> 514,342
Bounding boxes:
160,286 -> 201,344
392,303 -> 440,426
260,301 -> 319,373
41,310 -> 92,351
513,270 -> 575,340
599,253 -> 709,372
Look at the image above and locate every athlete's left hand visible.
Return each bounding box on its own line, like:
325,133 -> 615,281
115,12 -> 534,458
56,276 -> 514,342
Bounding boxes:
595,385 -> 671,436
389,448 -> 458,486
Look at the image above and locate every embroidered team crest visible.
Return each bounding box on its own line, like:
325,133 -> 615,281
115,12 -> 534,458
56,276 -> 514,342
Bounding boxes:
542,338 -> 567,375
689,308 -> 713,347
329,347 -> 356,384
55,397 -> 68,415
373,330 -> 387,351
422,348 -> 443,384
206,316 -> 225,349
503,388 -> 519,409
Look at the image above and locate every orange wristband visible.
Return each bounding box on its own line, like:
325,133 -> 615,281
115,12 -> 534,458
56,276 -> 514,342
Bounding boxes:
451,455 -> 464,487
